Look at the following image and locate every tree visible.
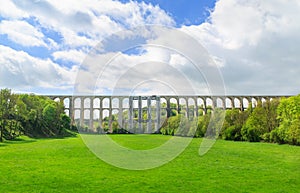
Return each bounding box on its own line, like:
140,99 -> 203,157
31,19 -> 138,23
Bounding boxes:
221,109 -> 248,141
0,89 -> 18,141
242,100 -> 279,142
272,96 -> 300,145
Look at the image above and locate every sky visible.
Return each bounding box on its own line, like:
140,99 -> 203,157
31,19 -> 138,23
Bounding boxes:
0,0 -> 300,96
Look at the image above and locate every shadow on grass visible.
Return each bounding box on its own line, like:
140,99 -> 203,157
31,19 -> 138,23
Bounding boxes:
0,143 -> 7,147
22,129 -> 78,141
3,137 -> 37,144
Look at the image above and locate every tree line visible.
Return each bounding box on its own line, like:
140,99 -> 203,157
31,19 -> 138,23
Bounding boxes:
160,96 -> 300,146
0,88 -> 73,142
1,87 -> 299,146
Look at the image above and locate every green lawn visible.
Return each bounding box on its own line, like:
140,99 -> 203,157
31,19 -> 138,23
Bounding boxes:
0,135 -> 299,193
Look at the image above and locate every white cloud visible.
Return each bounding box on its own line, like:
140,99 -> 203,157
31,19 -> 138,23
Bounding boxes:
0,0 -> 28,19
0,20 -> 47,47
0,45 -> 77,90
0,0 -> 176,94
52,49 -> 87,64
182,0 -> 300,95
10,0 -> 174,50
73,27 -> 218,96
2,0 -> 299,96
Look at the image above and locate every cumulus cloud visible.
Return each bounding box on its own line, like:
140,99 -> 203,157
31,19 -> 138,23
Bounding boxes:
52,50 -> 87,64
182,0 -> 300,95
0,45 -> 77,90
10,0 -> 174,49
0,0 -> 175,93
0,20 -> 47,47
0,0 -> 28,19
1,0 -> 299,96
74,27 -> 221,96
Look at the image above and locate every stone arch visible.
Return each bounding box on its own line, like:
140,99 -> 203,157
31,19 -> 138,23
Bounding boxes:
84,109 -> 90,120
243,98 -> 249,109
54,97 -> 60,102
160,97 -> 167,118
92,109 -> 99,119
112,109 -> 119,122
261,97 -> 267,104
64,109 -> 70,116
112,98 -> 119,109
122,98 -> 129,108
234,98 -> 241,109
102,98 -> 110,109
225,98 -> 233,109
188,98 -> 195,106
93,98 -> 100,108
74,98 -> 81,109
179,98 -> 187,107
84,98 -> 91,108
197,97 -> 205,115
170,98 -> 178,109
251,97 -> 258,107
102,109 -> 110,131
187,98 -> 196,118
197,97 -> 205,108
216,97 -> 224,109
63,98 -> 70,108
206,97 -> 213,108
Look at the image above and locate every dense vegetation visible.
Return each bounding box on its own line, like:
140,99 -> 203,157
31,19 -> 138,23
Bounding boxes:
0,88 -> 72,141
1,88 -> 299,145
160,96 -> 300,146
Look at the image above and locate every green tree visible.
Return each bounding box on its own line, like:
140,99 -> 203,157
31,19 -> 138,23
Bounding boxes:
221,109 -> 248,141
272,96 -> 300,145
0,89 -> 18,141
242,100 -> 279,142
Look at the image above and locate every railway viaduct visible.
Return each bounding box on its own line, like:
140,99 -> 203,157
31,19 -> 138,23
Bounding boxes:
47,95 -> 290,133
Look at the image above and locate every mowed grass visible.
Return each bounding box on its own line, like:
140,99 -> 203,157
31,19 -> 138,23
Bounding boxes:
0,135 -> 299,193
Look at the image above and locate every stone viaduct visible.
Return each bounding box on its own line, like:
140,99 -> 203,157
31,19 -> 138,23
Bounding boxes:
47,95 -> 290,133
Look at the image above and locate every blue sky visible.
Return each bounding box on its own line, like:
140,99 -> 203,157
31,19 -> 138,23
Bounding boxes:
0,0 -> 300,95
119,0 -> 216,26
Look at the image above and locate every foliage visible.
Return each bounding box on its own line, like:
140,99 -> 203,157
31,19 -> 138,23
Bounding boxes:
240,100 -> 279,142
221,109 -> 249,141
0,88 -> 72,141
271,95 -> 300,145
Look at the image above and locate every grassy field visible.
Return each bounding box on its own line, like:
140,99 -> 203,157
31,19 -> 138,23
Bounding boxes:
0,135 -> 299,193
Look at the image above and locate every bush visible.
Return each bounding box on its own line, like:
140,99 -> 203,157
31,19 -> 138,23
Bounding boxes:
223,126 -> 242,141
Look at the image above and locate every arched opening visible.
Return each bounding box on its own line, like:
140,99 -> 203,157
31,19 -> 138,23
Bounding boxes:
112,98 -> 119,109
63,98 -> 70,108
170,98 -> 178,116
74,98 -> 81,109
112,109 -> 120,132
188,98 -> 196,118
93,98 -> 100,108
84,98 -> 91,108
234,98 -> 241,109
64,109 -> 70,117
84,109 -> 90,120
122,98 -> 129,109
102,110 -> 110,131
251,98 -> 258,107
243,98 -> 249,109
74,109 -> 81,126
217,98 -> 224,108
206,98 -> 213,108
102,98 -> 110,109
226,98 -> 232,109
197,98 -> 205,116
